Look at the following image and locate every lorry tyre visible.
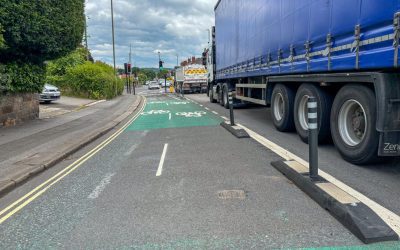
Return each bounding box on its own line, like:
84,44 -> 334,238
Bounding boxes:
294,84 -> 333,144
209,87 -> 216,103
271,84 -> 295,132
222,84 -> 229,109
330,85 -> 380,165
218,85 -> 224,106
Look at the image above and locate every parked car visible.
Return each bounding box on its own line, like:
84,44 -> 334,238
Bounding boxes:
148,81 -> 160,90
40,84 -> 61,103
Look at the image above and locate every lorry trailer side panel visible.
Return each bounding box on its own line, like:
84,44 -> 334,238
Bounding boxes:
215,0 -> 400,80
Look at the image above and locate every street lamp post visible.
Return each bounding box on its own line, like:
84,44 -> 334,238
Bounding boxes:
85,15 -> 89,61
111,0 -> 117,96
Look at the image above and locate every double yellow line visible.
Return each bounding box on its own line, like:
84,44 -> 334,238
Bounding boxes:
0,97 -> 147,225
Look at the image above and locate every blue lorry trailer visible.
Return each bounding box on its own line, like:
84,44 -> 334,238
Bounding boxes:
208,0 -> 400,164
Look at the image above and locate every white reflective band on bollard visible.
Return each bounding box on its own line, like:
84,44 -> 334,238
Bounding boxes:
308,102 -> 317,108
308,123 -> 318,130
308,113 -> 318,119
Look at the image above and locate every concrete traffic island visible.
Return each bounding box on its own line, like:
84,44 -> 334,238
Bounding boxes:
0,95 -> 145,197
271,160 -> 399,244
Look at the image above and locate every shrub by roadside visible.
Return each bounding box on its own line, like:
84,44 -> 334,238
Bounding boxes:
60,61 -> 124,100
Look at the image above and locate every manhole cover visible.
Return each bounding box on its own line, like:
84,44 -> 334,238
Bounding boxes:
217,190 -> 246,200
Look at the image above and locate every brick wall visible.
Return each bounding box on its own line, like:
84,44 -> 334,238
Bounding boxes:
0,93 -> 39,127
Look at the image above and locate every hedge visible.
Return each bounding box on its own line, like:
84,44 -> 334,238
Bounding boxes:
0,0 -> 85,93
60,61 -> 124,100
0,62 -> 45,93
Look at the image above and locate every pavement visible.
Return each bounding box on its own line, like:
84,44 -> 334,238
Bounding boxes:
39,96 -> 103,119
0,88 -> 399,248
0,94 -> 143,197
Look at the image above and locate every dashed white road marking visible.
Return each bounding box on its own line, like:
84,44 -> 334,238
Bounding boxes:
124,144 -> 139,156
212,111 -> 218,115
156,144 -> 169,177
221,116 -> 229,120
205,107 -> 210,111
237,123 -> 400,235
88,173 -> 116,199
169,113 -> 172,120
200,104 -> 203,107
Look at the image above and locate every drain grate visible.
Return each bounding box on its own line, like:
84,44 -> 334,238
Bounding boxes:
217,190 -> 246,200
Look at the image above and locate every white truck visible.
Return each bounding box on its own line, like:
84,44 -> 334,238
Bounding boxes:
176,64 -> 208,94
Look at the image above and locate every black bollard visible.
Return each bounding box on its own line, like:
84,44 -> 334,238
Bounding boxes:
308,97 -> 318,179
229,91 -> 235,126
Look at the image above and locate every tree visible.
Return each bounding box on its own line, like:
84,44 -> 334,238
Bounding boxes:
158,69 -> 169,79
141,69 -> 156,80
138,72 -> 148,84
0,0 -> 85,93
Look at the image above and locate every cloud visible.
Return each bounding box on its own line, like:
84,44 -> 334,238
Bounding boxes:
85,0 -> 217,68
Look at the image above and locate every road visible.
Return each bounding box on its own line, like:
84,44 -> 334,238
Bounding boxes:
0,87 -> 398,249
187,93 -> 400,218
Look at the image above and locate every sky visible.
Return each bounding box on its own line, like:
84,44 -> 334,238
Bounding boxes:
85,0 -> 217,69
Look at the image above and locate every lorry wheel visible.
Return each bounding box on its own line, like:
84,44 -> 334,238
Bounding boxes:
330,85 -> 380,165
222,85 -> 229,109
271,84 -> 295,132
294,84 -> 333,144
209,88 -> 216,103
218,86 -> 224,106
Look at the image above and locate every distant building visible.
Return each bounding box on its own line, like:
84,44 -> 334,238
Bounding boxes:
180,56 -> 203,66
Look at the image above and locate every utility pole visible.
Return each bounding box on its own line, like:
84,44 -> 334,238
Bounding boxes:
111,0 -> 117,96
85,15 -> 89,61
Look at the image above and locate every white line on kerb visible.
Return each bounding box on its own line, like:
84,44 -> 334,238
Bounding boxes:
156,144 -> 169,177
212,111 -> 218,115
85,100 -> 106,107
169,113 -> 172,120
237,123 -> 400,235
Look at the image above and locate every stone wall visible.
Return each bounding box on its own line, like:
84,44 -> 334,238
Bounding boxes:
0,93 -> 39,127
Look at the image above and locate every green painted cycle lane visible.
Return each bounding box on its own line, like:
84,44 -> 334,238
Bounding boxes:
126,96 -> 223,131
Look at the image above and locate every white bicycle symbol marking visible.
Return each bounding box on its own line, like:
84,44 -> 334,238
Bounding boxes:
148,101 -> 165,104
176,111 -> 207,118
141,110 -> 170,115
170,102 -> 190,105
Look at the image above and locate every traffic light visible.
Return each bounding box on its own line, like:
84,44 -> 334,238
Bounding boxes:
159,60 -> 164,70
127,63 -> 131,73
124,63 -> 128,74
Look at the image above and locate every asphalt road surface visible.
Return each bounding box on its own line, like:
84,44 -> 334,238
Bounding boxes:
187,94 -> 400,218
0,88 -> 399,249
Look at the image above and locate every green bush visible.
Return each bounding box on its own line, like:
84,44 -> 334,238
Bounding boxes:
0,0 -> 84,62
62,62 -> 123,100
0,62 -> 45,93
0,24 -> 5,50
46,47 -> 88,87
0,0 -> 84,93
